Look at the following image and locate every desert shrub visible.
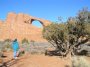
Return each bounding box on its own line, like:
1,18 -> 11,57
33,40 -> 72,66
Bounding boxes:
0,41 -> 4,51
65,8 -> 90,56
22,38 -> 29,45
21,38 -> 30,52
43,23 -> 69,56
85,23 -> 90,35
67,8 -> 90,55
72,56 -> 90,67
67,8 -> 90,44
3,39 -> 12,51
43,8 -> 90,57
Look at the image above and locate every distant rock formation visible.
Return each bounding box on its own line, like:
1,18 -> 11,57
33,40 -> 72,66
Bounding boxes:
0,12 -> 51,42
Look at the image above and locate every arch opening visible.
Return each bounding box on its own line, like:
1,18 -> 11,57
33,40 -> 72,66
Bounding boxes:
31,20 -> 43,28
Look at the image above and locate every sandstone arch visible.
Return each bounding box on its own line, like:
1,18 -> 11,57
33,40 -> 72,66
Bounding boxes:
31,19 -> 44,27
24,17 -> 51,27
31,20 -> 43,27
0,12 -> 52,42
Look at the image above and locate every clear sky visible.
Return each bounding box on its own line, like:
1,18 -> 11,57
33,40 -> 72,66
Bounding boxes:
0,0 -> 90,27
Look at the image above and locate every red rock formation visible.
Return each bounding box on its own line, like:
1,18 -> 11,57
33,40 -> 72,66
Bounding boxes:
0,12 -> 51,42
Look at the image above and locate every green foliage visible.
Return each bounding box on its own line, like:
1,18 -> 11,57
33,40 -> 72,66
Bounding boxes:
43,8 -> 90,57
43,23 -> 69,51
76,8 -> 89,35
22,38 -> 29,45
3,39 -> 12,51
85,23 -> 90,35
0,41 -> 4,51
0,39 -> 12,52
43,23 -> 68,41
67,8 -> 90,44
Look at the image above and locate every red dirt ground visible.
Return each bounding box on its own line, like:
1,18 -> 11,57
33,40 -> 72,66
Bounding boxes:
2,52 -> 72,67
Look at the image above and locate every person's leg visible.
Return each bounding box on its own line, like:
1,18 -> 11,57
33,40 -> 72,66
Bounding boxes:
16,50 -> 20,57
13,51 -> 17,59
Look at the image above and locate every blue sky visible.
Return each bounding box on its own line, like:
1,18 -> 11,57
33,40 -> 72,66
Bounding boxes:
0,0 -> 90,27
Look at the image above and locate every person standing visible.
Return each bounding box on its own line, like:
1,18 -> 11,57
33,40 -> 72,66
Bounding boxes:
12,39 -> 19,59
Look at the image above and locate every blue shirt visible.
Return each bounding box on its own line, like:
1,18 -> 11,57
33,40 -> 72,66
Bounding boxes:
12,41 -> 19,51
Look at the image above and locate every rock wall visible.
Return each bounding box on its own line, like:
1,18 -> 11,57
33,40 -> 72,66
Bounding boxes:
0,12 -> 51,42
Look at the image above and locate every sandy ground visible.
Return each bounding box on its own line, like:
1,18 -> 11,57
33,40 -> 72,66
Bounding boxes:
2,52 -> 72,67
2,51 -> 90,67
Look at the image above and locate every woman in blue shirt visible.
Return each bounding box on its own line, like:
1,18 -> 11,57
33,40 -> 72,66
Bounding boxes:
12,39 -> 19,59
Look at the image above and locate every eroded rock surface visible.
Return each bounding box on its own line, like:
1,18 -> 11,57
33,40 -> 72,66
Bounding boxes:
0,12 -> 51,42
